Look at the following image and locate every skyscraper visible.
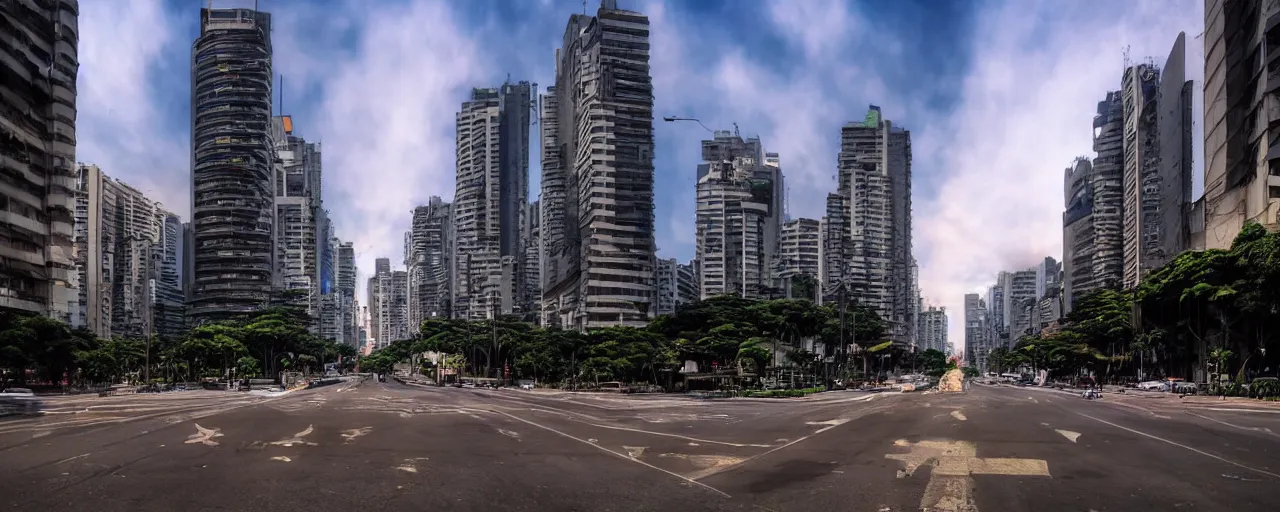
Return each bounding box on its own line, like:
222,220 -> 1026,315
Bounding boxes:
189,7 -> 275,320
453,83 -> 532,320
1203,1 -> 1280,247
0,0 -> 78,320
335,241 -> 357,346
1120,60 -> 1162,288
827,106 -> 914,344
918,306 -> 948,354
520,200 -> 541,318
541,1 -> 656,329
694,132 -> 781,299
963,294 -> 989,373
1062,92 -> 1125,313
270,115 -> 324,325
72,165 -> 181,339
407,198 -> 452,326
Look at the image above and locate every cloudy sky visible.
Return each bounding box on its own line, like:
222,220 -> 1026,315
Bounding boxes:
77,0 -> 1201,349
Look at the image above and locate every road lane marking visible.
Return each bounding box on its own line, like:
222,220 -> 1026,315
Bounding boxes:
492,410 -> 731,498
271,456 -> 291,462
1201,407 -> 1280,415
185,424 -> 223,446
54,453 -> 90,465
885,439 -> 1050,512
1186,411 -> 1279,437
1076,412 -> 1280,480
624,446 -> 646,458
1055,429 -> 1080,443
497,429 -> 521,440
950,411 -> 967,421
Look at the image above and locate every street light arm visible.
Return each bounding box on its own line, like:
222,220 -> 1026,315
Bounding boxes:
662,115 -> 714,133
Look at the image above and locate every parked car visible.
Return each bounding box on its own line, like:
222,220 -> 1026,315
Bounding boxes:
1136,380 -> 1167,391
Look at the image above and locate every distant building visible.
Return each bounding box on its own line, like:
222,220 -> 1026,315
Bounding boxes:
917,306 -> 947,353
655,258 -> 679,316
73,165 -> 183,340
407,198 -> 452,328
964,294 -> 989,373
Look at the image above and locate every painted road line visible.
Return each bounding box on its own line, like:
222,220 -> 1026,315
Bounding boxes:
492,409 -> 731,498
885,439 -> 1050,512
1076,411 -> 1280,480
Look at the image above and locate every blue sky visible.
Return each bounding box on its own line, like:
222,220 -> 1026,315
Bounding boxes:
77,0 -> 1200,349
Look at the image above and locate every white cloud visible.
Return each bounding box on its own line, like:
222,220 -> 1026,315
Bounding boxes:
270,0 -> 487,309
77,0 -> 187,214
915,0 -> 1202,351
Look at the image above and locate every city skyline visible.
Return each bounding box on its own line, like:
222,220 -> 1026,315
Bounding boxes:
71,0 -> 1201,349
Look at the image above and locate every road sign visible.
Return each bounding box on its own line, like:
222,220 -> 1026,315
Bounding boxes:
885,439 -> 1049,511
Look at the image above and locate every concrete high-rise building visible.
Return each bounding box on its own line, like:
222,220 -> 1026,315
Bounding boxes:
152,212 -> 187,341
1120,58 -> 1165,288
1156,33 -> 1196,261
407,198 -> 452,327
388,270 -> 408,342
826,106 -> 914,344
368,259 -> 387,345
335,241 -> 355,345
189,7 -> 275,321
693,132 -> 782,299
963,294 -> 989,373
73,165 -> 182,339
520,200 -> 540,318
1004,269 -> 1038,341
270,115 -> 324,325
1063,91 -> 1126,312
918,306 -> 947,354
326,240 -> 356,346
1034,256 -> 1061,301
818,197 -> 848,292
1203,1 -> 1280,247
776,218 -> 820,298
541,1 -> 656,329
655,258 -> 679,317
0,0 -> 79,320
453,83 -> 532,320
677,261 -> 699,306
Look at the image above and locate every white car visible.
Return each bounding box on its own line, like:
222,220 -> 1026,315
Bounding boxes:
1136,380 -> 1167,391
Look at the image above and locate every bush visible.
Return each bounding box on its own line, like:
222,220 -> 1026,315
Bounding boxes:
1249,379 -> 1280,398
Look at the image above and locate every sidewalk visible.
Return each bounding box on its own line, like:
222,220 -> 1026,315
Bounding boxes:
1178,395 -> 1280,411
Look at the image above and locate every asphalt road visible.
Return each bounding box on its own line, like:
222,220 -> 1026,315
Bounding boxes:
1,379 -> 1278,511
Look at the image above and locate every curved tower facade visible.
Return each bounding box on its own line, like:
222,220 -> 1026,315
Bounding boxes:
0,0 -> 79,320
189,8 -> 274,320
